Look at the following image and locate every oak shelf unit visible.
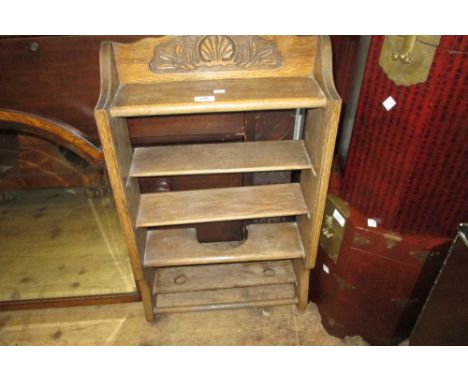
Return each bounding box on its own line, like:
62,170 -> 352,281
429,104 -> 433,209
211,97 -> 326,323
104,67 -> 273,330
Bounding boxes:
95,35 -> 341,321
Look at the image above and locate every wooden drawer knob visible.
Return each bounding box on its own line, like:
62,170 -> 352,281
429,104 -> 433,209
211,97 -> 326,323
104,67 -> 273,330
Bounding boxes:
174,274 -> 187,285
28,41 -> 40,52
263,268 -> 276,277
155,179 -> 173,192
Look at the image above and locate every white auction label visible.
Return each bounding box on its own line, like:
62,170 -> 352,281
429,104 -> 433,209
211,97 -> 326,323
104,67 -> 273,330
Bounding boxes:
333,209 -> 346,227
367,218 -> 378,228
194,96 -> 215,102
382,96 -> 396,111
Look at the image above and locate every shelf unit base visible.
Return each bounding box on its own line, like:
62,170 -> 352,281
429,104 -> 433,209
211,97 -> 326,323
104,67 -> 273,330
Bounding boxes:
154,284 -> 298,314
152,259 -> 299,314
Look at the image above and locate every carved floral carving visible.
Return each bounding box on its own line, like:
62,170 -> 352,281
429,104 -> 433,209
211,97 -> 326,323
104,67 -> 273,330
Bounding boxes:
149,35 -> 282,72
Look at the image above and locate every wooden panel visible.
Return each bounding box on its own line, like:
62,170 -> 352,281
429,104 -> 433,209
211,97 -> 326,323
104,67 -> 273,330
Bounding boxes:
0,293 -> 139,312
292,258 -> 310,312
153,260 -> 296,294
155,284 -> 297,313
155,297 -> 298,314
95,42 -> 154,320
297,36 -> 342,269
245,110 -> 295,141
243,110 -> 296,226
127,112 -> 245,145
0,36 -> 143,140
110,77 -> 326,117
113,36 -> 318,84
137,183 -> 308,227
144,222 -> 305,267
410,228 -> 468,346
130,140 -> 312,177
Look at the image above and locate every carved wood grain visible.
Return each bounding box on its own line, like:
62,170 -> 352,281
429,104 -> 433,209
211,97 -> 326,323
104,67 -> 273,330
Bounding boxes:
113,36 -> 319,84
149,35 -> 282,73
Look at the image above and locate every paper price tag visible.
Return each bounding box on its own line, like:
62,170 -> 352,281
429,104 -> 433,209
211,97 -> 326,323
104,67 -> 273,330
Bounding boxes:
333,209 -> 345,227
322,264 -> 330,274
383,96 -> 396,111
194,96 -> 215,102
367,218 -> 378,228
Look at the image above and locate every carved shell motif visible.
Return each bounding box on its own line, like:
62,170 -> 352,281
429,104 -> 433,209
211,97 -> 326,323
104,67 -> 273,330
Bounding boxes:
149,35 -> 282,72
198,35 -> 236,64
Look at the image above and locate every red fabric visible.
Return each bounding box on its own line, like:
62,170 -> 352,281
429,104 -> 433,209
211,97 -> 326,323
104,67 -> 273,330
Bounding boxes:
342,36 -> 468,236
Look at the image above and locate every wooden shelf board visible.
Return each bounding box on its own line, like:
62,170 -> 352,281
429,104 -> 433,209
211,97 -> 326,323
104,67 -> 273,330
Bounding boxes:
153,260 -> 297,294
130,140 -> 313,177
154,298 -> 298,314
110,77 -> 326,117
154,284 -> 297,314
137,183 -> 308,228
144,222 -> 305,268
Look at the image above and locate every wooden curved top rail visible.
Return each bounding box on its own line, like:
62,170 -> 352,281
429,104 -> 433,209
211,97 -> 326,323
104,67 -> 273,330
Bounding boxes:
0,108 -> 104,167
314,36 -> 341,101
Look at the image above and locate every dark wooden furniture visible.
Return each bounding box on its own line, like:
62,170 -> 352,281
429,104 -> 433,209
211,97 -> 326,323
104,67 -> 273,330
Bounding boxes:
410,223 -> 468,345
310,194 -> 449,345
0,36 -> 141,196
0,109 -> 105,197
